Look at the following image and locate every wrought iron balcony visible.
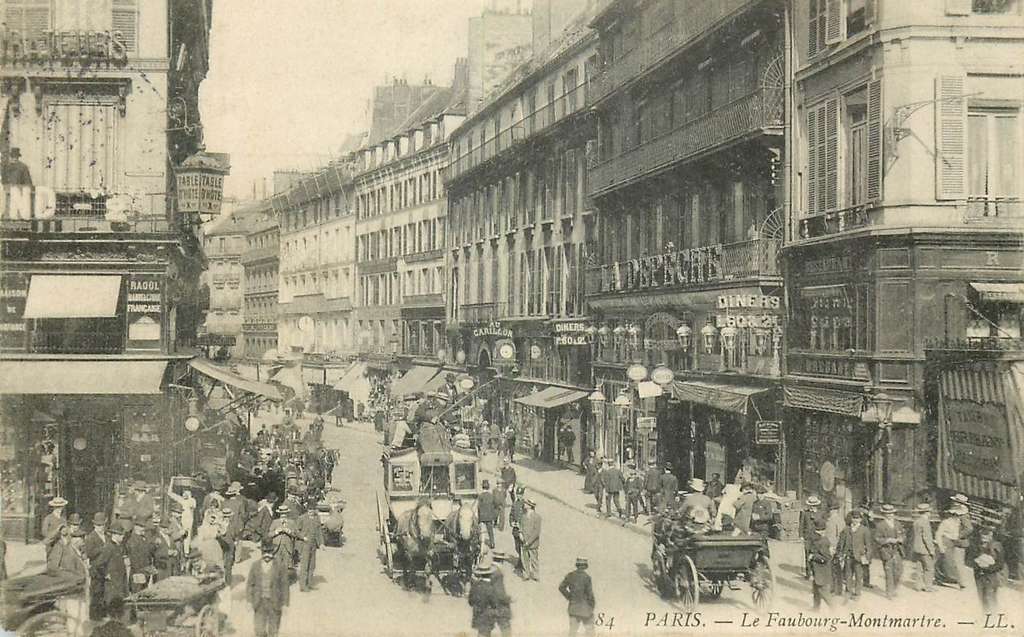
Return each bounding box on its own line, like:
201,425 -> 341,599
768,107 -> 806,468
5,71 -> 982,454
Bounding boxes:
588,88 -> 783,197
587,0 -> 758,106
0,217 -> 173,234
965,197 -> 1023,220
459,301 -> 499,324
403,293 -> 445,309
798,204 -> 871,240
585,238 -> 780,296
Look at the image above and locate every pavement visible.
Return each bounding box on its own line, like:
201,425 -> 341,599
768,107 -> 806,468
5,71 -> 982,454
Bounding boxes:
7,413 -> 1021,636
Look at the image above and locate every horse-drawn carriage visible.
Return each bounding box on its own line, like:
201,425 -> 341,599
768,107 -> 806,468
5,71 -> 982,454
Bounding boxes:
376,422 -> 481,595
1,571 -> 86,636
652,526 -> 775,611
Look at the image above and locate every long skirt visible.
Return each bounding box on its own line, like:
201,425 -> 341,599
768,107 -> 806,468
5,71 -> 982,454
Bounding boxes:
935,549 -> 962,586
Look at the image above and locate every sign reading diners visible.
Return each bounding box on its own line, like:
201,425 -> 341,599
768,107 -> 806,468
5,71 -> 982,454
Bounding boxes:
473,322 -> 512,338
0,29 -> 129,66
593,245 -> 722,293
554,322 -> 590,346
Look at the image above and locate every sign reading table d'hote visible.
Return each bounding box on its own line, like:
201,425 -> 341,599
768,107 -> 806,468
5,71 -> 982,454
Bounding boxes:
554,322 -> 591,346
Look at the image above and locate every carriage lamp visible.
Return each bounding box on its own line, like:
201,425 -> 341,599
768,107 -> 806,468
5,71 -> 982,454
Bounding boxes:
588,388 -> 606,403
676,323 -> 692,351
700,320 -> 718,354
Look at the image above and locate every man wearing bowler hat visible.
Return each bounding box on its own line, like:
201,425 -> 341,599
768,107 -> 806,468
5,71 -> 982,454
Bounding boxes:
247,542 -> 290,637
559,557 -> 596,636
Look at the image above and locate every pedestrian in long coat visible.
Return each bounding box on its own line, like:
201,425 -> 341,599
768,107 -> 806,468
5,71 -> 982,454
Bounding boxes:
468,564 -> 502,637
124,521 -> 155,593
835,511 -> 871,600
935,506 -> 966,588
808,520 -> 834,611
911,502 -> 936,592
657,467 -> 677,513
733,484 -> 756,532
520,499 -> 541,581
966,526 -> 1004,612
493,481 -> 508,532
477,481 -> 498,549
247,544 -> 291,637
583,452 -> 598,494
41,497 -> 68,558
643,465 -> 660,514
559,557 -> 596,636
873,504 -> 905,599
296,509 -> 323,591
85,512 -> 110,620
508,487 -> 527,572
98,522 -> 131,614
152,522 -> 179,581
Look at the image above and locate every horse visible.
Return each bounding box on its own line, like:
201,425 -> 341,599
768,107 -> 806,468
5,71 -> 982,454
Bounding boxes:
393,499 -> 438,589
442,500 -> 480,591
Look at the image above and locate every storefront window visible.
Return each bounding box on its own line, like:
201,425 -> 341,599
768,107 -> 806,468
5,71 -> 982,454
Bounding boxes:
0,419 -> 31,516
793,284 -> 872,352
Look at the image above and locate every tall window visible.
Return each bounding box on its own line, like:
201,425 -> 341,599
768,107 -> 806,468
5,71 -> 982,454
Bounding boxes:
845,88 -> 868,206
968,109 -> 1020,208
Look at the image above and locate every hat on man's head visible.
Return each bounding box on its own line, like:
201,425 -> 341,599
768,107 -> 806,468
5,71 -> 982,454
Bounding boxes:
880,503 -> 896,515
805,496 -> 821,507
575,557 -> 589,569
688,478 -> 705,491
68,513 -> 82,525
277,503 -> 291,513
814,519 -> 827,531
227,481 -> 242,495
92,512 -> 108,526
49,497 -> 68,508
472,564 -> 494,578
221,507 -> 234,517
915,502 -> 931,513
951,493 -> 969,505
133,480 -> 147,491
953,504 -> 970,516
112,520 -> 132,535
524,498 -> 536,508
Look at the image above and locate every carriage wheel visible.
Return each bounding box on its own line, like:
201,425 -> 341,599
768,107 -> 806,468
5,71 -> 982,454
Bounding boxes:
750,558 -> 776,612
195,604 -> 221,637
705,581 -> 724,599
376,493 -> 394,575
19,610 -> 75,637
673,556 -> 699,610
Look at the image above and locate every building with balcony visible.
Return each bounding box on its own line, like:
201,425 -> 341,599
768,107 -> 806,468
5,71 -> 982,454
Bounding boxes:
783,0 -> 1024,510
241,204 -> 279,359
445,0 -> 599,464
0,0 -> 212,535
584,0 -> 788,483
353,66 -> 468,364
274,162 -> 357,357
201,206 -> 259,357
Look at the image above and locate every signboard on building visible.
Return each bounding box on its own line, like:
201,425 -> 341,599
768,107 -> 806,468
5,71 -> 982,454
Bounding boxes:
473,322 -> 513,338
637,416 -> 656,431
0,30 -> 129,67
594,244 -> 723,294
126,274 -> 162,348
755,420 -> 782,445
942,399 -> 1014,483
175,151 -> 229,216
0,272 -> 28,350
553,322 -> 590,346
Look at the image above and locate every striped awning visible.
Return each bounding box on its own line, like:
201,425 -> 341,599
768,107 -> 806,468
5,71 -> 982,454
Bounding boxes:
783,384 -> 865,417
936,360 -> 1024,504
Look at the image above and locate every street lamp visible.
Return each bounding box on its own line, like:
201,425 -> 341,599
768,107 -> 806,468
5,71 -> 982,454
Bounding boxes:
869,391 -> 896,501
613,389 -> 632,464
588,387 -> 606,458
676,323 -> 692,351
701,320 -> 718,354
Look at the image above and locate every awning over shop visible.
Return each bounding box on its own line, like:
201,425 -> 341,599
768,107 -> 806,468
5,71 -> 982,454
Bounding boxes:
783,384 -> 864,418
333,362 -> 367,390
514,386 -> 589,409
23,275 -> 122,319
269,365 -> 308,399
391,365 -> 441,398
637,381 -> 663,399
936,360 -> 1024,503
970,282 -> 1024,303
189,359 -> 282,401
670,380 -> 770,416
862,405 -> 921,425
0,360 -> 167,395
421,370 -> 450,395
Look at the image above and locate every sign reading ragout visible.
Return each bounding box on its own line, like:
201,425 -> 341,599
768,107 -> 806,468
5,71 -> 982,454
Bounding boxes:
943,400 -> 1014,483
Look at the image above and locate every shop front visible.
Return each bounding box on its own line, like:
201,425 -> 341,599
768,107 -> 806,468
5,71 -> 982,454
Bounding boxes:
512,383 -> 590,463
0,358 -> 187,540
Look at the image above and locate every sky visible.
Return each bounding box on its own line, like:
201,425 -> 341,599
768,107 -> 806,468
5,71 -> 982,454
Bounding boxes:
201,0 -> 487,200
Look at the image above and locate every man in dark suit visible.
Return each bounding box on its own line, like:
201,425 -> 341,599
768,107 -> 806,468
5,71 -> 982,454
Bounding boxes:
705,473 -> 725,500
477,480 -> 498,549
967,526 -> 1005,612
124,519 -> 155,593
85,512 -> 110,620
809,519 -> 834,611
493,480 -> 508,532
520,499 -> 542,582
657,466 -> 678,513
500,461 -> 517,493
559,557 -> 596,636
247,498 -> 276,545
836,510 -> 872,600
247,543 -> 291,637
152,521 -> 180,581
508,486 -> 527,572
295,508 -> 323,591
873,504 -> 905,599
601,460 -> 625,519
96,521 -> 131,618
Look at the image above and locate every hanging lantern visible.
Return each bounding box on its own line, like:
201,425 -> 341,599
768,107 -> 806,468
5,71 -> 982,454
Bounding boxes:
720,325 -> 738,353
588,389 -> 606,403
585,325 -> 598,344
754,328 -> 770,355
612,325 -> 626,347
701,321 -> 718,354
456,349 -> 467,364
626,323 -> 640,349
676,323 -> 692,351
598,324 -> 611,347
613,390 -> 632,409
174,148 -> 230,219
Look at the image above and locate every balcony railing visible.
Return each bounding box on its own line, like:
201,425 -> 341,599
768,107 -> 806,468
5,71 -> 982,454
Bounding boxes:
589,88 -> 782,197
446,84 -> 587,183
460,301 -> 499,324
798,204 -> 871,240
965,197 -> 1023,220
587,0 -> 758,105
0,217 -> 173,234
925,337 -> 1024,352
585,238 -> 780,296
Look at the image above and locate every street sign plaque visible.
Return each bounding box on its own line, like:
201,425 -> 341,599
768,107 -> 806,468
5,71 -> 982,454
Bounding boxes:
755,420 -> 782,445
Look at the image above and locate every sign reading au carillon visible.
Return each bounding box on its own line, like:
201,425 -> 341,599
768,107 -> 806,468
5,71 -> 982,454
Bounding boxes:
175,150 -> 230,216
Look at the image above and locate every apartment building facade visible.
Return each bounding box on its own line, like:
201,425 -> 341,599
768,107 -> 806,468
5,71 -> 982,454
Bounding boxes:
241,206 -> 279,358
784,0 -> 1024,509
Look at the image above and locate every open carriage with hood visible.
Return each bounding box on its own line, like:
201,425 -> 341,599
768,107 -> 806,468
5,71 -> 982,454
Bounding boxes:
377,417 -> 481,595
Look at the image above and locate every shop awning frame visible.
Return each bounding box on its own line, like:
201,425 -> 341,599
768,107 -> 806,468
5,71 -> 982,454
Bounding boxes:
23,274 -> 122,319
670,380 -> 771,416
189,359 -> 282,401
514,386 -> 589,409
0,359 -> 168,395
782,384 -> 865,418
970,282 -> 1024,304
391,365 -> 442,398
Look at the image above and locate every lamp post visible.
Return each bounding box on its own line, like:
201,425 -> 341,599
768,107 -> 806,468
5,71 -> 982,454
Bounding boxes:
869,391 -> 895,502
613,390 -> 631,463
388,333 -> 400,357
588,387 -> 606,459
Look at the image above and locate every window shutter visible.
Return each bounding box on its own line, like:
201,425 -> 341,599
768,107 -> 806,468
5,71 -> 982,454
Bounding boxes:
825,0 -> 843,45
944,0 -> 971,16
112,0 -> 137,52
865,79 -> 883,202
6,1 -> 51,41
934,75 -> 967,200
824,98 -> 839,210
807,107 -> 819,214
808,0 -> 819,57
863,0 -> 877,27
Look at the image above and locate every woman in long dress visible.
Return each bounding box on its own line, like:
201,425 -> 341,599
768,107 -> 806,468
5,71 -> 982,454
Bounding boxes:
935,507 -> 964,588
194,509 -> 225,572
